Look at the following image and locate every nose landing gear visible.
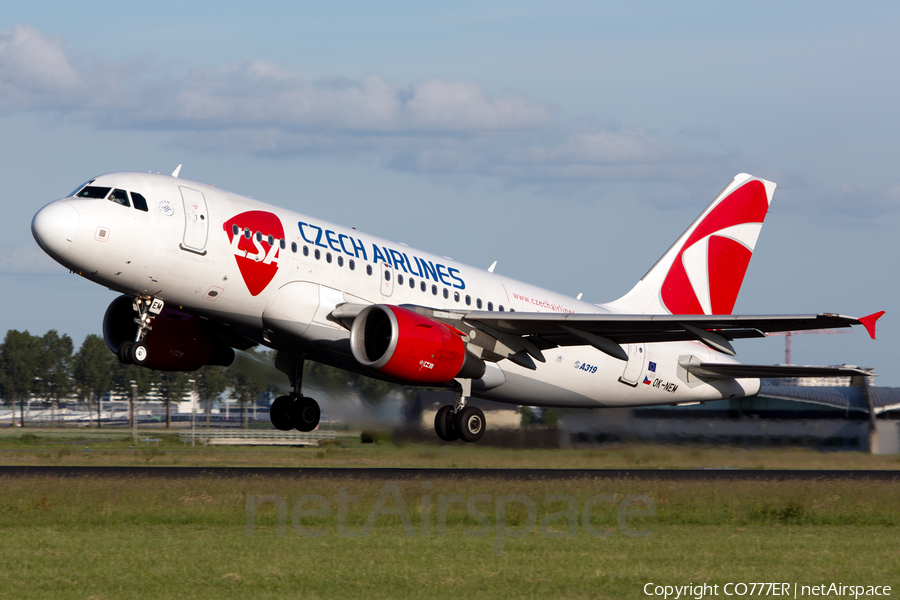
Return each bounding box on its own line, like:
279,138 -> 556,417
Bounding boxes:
117,296 -> 163,366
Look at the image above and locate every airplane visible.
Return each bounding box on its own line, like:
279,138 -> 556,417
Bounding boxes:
31,169 -> 883,442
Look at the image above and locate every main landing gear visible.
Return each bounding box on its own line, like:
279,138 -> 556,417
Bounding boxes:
269,357 -> 321,432
118,296 -> 163,366
434,385 -> 485,443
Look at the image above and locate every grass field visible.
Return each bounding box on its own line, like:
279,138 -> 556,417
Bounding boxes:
3,427 -> 900,470
1,430 -> 899,598
1,474 -> 898,599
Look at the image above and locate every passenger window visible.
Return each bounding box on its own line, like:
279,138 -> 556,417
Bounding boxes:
398,274 -> 404,285
420,281 -> 426,292
367,265 -> 373,276
303,246 -> 309,256
76,186 -> 111,199
465,295 -> 471,306
443,289 -> 449,299
232,224 -> 239,236
131,192 -> 149,212
243,228 -> 251,239
267,235 -> 274,246
409,278 -> 415,289
337,255 -> 344,267
256,232 -> 262,242
432,285 -> 438,295
499,305 -> 504,312
314,249 -> 321,260
476,299 -> 482,309
488,302 -> 493,311
326,252 -> 332,263
349,259 -> 355,270
454,292 -> 460,302
109,189 -> 130,207
291,242 -> 297,253
280,239 -> 286,250
384,270 -> 391,281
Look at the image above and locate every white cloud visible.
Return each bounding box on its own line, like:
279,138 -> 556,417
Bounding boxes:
2,23 -> 897,214
0,24 -> 82,109
0,245 -> 67,274
775,175 -> 900,219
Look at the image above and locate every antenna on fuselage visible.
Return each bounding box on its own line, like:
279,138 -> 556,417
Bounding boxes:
487,261 -> 497,273
576,293 -> 583,300
171,164 -> 182,178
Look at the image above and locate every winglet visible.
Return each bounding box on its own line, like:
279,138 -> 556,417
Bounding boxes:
858,311 -> 885,339
172,164 -> 182,178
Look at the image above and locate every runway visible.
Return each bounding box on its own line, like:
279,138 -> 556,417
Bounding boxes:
1,466 -> 899,480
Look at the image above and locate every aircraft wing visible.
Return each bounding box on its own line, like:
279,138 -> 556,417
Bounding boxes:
454,310 -> 883,363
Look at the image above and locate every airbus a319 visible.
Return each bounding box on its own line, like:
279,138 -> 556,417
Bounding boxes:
31,169 -> 882,442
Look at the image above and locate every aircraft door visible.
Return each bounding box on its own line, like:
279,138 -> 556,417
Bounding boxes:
618,343 -> 646,386
380,263 -> 394,297
180,186 -> 209,254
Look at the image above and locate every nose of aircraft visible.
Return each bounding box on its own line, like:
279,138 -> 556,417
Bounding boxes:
32,201 -> 79,258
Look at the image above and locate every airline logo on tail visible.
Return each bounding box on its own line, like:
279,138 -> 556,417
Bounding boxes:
224,211 -> 284,296
661,179 -> 770,315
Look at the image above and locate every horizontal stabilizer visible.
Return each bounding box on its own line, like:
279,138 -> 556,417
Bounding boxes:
679,362 -> 870,380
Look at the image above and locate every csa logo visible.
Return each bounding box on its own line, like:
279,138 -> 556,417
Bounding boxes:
661,179 -> 769,315
224,211 -> 284,296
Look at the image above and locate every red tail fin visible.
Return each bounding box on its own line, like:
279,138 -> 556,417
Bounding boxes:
606,174 -> 776,315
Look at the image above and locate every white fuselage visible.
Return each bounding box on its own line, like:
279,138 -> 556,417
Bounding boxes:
34,172 -> 759,408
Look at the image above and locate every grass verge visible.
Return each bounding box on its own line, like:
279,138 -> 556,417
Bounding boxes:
0,475 -> 898,598
2,429 -> 900,470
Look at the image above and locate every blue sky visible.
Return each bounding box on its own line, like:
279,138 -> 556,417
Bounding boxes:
1,1 -> 898,383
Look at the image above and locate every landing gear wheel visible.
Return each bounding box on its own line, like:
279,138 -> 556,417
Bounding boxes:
291,396 -> 321,432
270,395 -> 294,431
117,341 -> 134,365
434,405 -> 459,441
131,342 -> 149,366
458,406 -> 486,443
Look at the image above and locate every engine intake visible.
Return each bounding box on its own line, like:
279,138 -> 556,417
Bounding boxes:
350,304 -> 484,384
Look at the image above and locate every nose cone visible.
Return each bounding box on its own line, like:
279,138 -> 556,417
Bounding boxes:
32,201 -> 79,258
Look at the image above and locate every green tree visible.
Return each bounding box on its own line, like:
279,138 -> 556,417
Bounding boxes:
155,370 -> 190,428
228,369 -> 264,428
73,335 -> 115,427
195,365 -> 229,428
0,330 -> 41,427
35,330 -> 74,427
110,360 -> 152,428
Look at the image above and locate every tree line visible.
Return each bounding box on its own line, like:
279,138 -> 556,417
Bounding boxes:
0,330 -> 264,428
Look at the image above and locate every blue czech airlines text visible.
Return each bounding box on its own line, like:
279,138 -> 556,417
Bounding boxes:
298,221 -> 466,289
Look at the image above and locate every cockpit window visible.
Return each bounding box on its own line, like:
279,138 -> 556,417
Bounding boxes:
76,186 -> 111,199
68,179 -> 95,197
131,192 -> 149,212
109,189 -> 130,207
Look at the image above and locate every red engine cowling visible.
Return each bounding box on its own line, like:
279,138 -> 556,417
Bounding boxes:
103,295 -> 234,371
349,304 -> 484,384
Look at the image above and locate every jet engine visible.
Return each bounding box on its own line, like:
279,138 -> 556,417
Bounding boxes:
349,304 -> 485,384
102,295 -> 234,371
